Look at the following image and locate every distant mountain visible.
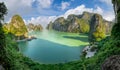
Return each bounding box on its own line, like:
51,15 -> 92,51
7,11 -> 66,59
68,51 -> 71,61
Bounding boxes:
27,23 -> 43,31
3,14 -> 28,40
3,15 -> 43,39
47,12 -> 113,34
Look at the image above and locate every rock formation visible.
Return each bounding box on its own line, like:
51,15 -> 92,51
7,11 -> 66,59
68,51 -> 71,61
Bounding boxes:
111,0 -> 120,39
89,14 -> 106,42
47,12 -> 112,34
102,55 -> 120,70
102,0 -> 120,70
9,14 -> 28,40
27,23 -> 43,31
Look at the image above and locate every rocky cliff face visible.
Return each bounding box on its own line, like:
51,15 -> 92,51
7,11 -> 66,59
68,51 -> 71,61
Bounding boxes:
47,12 -> 112,34
89,14 -> 106,42
102,55 -> 120,70
27,23 -> 43,31
104,20 -> 113,34
111,0 -> 120,39
9,15 -> 28,39
102,1 -> 120,70
47,12 -> 91,33
51,17 -> 68,32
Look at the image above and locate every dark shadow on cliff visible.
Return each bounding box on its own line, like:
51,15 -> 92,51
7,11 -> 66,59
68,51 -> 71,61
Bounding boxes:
79,33 -> 88,36
63,36 -> 88,42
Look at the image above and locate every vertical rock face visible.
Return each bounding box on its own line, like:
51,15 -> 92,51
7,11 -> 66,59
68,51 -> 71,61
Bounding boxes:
52,17 -> 68,32
81,11 -> 92,21
112,0 -> 120,19
102,1 -> 120,70
46,21 -> 53,30
104,21 -> 113,34
9,14 -> 28,39
47,12 -> 91,33
47,12 -> 112,34
111,0 -> 120,39
102,55 -> 120,70
89,14 -> 106,42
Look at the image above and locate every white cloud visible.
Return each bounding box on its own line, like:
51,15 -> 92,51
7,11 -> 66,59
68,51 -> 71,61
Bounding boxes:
37,0 -> 53,8
0,0 -> 33,10
99,0 -> 112,5
26,4 -> 115,29
0,0 -> 54,21
61,1 -> 70,10
93,6 -> 103,14
26,16 -> 57,28
0,0 -> 115,28
98,0 -> 115,21
102,11 -> 115,21
0,0 -> 34,21
27,4 -> 94,27
61,5 -> 93,18
95,6 -> 115,21
60,4 -> 114,21
0,0 -> 57,27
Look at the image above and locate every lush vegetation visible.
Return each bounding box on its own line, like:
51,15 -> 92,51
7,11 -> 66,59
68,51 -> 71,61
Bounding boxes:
2,35 -> 120,70
76,18 -> 89,33
47,14 -> 90,33
47,12 -> 112,35
0,2 -> 7,68
89,14 -> 106,42
3,14 -> 28,40
0,0 -> 120,70
10,15 -> 28,36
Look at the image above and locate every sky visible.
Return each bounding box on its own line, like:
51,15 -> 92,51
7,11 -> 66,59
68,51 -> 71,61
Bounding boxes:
0,0 -> 115,28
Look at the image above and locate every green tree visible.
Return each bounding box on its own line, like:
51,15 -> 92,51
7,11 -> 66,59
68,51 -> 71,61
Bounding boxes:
9,14 -> 28,39
77,19 -> 90,33
111,0 -> 120,40
89,14 -> 106,42
101,1 -> 120,69
0,2 -> 8,67
93,23 -> 106,41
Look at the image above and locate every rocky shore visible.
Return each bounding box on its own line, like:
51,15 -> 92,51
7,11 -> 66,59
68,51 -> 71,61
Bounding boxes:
82,45 -> 97,58
16,36 -> 37,42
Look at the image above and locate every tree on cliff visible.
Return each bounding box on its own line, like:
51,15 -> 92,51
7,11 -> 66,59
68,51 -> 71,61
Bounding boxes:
0,2 -> 8,67
89,14 -> 106,43
102,0 -> 120,70
111,0 -> 120,40
9,14 -> 28,39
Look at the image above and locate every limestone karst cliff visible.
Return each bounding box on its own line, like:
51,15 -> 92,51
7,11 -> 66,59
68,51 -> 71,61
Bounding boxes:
47,12 -> 112,34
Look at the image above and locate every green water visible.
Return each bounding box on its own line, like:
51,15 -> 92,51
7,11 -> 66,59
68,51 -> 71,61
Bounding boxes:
18,30 -> 89,64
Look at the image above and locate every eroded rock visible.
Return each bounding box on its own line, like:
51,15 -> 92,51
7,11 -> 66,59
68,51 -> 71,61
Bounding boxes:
102,55 -> 120,70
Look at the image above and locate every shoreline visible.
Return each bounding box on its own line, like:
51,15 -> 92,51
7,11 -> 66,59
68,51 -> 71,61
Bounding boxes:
16,36 -> 37,42
83,45 -> 96,58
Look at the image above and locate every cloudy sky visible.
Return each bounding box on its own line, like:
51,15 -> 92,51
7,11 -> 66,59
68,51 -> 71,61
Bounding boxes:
0,0 -> 115,27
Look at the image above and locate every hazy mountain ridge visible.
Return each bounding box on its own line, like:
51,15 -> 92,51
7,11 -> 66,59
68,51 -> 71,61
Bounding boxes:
27,23 -> 43,31
3,15 -> 43,40
47,12 -> 113,34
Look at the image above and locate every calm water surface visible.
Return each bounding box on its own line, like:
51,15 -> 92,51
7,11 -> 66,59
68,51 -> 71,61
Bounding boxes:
18,30 -> 88,64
